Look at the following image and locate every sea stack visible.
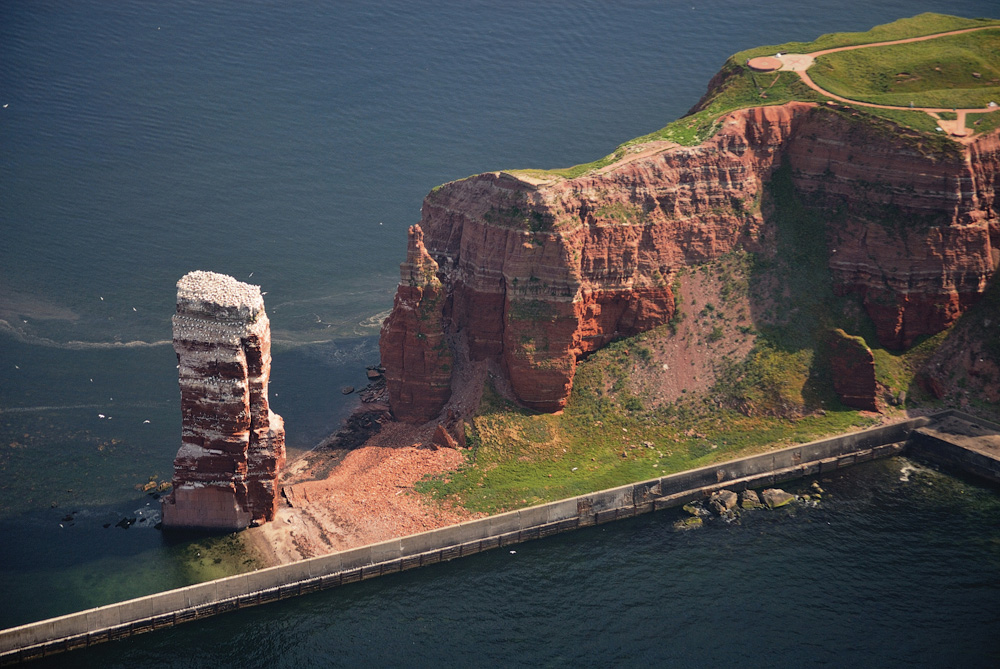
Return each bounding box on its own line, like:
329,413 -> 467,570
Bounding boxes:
161,271 -> 286,531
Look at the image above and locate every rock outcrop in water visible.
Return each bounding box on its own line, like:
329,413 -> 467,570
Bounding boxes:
380,101 -> 1000,422
161,271 -> 286,531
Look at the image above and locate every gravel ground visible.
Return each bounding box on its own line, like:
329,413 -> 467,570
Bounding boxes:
245,413 -> 477,565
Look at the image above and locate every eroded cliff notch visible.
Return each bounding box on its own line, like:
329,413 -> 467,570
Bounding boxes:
161,271 -> 286,531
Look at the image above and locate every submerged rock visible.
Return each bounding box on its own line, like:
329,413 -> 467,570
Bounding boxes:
673,516 -> 703,531
682,502 -> 710,517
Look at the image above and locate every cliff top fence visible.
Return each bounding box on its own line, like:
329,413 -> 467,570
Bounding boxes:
6,410 -> 995,664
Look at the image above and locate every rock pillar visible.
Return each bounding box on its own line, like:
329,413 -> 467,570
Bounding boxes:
161,271 -> 286,531
828,328 -> 879,412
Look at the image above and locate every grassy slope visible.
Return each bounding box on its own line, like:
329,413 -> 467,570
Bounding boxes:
809,29 -> 1000,109
511,13 -> 1000,180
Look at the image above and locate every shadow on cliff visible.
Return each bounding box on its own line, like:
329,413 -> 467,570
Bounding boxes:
730,162 -> 867,415
903,273 -> 1000,419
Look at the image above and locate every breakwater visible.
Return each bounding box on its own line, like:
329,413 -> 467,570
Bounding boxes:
4,409 -> 998,665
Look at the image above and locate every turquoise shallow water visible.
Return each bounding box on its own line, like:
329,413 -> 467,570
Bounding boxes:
2,0 -> 999,659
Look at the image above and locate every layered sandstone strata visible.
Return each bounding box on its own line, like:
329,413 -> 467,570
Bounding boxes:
379,226 -> 453,422
381,102 -> 1000,421
786,112 -> 999,349
161,271 -> 286,531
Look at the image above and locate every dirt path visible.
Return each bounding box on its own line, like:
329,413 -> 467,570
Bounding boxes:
774,25 -> 1000,139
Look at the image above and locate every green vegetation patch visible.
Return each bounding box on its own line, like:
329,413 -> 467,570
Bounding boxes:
483,205 -> 554,232
735,13 -> 1000,62
969,110 -> 1000,134
508,298 -> 559,322
810,29 -> 1000,109
632,69 -> 827,147
415,371 -> 877,515
594,202 -> 651,225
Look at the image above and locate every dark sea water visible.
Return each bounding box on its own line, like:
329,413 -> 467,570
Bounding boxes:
27,459 -> 1000,667
2,0 -> 999,661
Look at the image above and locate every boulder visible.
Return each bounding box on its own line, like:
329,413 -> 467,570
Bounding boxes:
739,489 -> 762,509
431,423 -> 459,449
708,489 -> 739,515
761,488 -> 796,509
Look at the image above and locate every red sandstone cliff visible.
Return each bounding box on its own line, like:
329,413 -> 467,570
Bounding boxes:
381,102 -> 1000,422
379,226 -> 453,422
162,271 -> 286,531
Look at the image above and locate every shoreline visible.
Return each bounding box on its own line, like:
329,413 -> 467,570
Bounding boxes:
12,408 -> 1000,662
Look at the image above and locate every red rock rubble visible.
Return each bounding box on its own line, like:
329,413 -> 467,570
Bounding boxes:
161,271 -> 286,531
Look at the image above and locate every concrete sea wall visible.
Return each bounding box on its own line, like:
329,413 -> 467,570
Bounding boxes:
0,412 -> 964,664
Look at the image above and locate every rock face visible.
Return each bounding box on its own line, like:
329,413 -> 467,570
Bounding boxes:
161,271 -> 286,531
381,101 -> 1000,421
379,225 -> 454,422
828,329 -> 879,411
787,113 -> 999,349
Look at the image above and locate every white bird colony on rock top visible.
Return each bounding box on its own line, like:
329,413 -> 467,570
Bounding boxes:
176,270 -> 264,316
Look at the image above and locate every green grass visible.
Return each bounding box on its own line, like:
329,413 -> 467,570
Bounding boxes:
735,13 -> 1000,62
969,110 -> 1000,134
630,69 -> 828,147
506,14 -> 999,182
414,368 -> 877,515
810,29 -> 1000,109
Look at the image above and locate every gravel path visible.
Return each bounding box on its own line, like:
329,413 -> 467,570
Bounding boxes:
775,25 -> 1000,139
